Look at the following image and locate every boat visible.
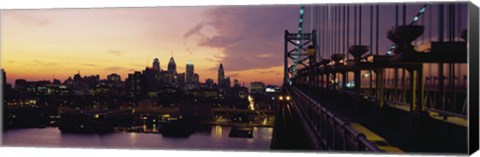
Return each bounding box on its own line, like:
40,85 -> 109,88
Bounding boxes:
160,115 -> 202,137
229,126 -> 253,138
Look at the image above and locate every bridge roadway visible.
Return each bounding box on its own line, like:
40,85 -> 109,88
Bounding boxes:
270,97 -> 311,150
271,85 -> 467,153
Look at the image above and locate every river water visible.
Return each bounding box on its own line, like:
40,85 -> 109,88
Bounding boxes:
2,126 -> 273,150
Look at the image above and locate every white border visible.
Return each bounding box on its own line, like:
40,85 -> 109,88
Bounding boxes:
0,0 -> 477,157
0,0 -> 469,9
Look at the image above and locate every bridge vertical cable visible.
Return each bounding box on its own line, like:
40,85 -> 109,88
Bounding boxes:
291,6 -> 305,79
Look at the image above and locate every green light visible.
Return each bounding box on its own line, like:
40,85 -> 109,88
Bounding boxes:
419,7 -> 426,13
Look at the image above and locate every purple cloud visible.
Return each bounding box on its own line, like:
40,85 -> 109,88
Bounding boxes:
185,6 -> 299,71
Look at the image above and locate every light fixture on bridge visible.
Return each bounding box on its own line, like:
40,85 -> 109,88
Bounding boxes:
307,45 -> 315,57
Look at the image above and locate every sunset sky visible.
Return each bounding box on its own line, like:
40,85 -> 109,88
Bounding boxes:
0,3 -> 468,86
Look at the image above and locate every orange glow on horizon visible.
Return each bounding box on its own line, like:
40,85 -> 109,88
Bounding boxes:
0,7 -> 284,87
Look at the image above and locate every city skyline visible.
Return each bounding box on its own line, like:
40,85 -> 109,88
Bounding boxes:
1,57 -> 263,88
0,5 -> 300,86
0,3 -> 468,86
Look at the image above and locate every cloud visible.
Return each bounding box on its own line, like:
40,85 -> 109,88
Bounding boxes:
205,66 -> 218,71
184,21 -> 205,39
80,63 -> 99,67
130,63 -> 146,67
257,70 -> 276,74
6,12 -> 51,26
108,50 -> 124,56
229,73 -> 240,78
104,66 -> 127,72
63,62 -> 99,67
205,57 -> 220,62
184,6 -> 299,71
127,69 -> 137,72
186,47 -> 194,55
33,60 -> 56,66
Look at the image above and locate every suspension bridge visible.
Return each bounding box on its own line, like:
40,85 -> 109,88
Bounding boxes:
271,2 -> 472,153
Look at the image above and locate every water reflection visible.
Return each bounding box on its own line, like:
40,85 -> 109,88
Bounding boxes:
212,125 -> 223,138
3,125 -> 272,150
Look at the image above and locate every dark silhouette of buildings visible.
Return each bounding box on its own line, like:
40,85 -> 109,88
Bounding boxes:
2,56 -> 276,131
107,73 -> 121,82
186,60 -> 194,83
153,58 -> 160,71
250,82 -> 266,95
168,56 -> 176,74
2,69 -> 5,89
185,61 -> 199,90
126,71 -> 143,98
218,63 -> 225,86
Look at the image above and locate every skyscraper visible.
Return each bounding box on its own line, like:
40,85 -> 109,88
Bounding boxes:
176,73 -> 185,90
186,60 -> 194,83
168,56 -> 177,74
126,71 -> 143,98
218,63 -> 225,85
153,58 -> 160,71
225,76 -> 231,88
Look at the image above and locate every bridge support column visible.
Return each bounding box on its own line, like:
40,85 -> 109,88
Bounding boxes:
354,69 -> 361,94
326,72 -> 331,90
376,69 -> 385,108
375,68 -> 386,126
332,72 -> 337,91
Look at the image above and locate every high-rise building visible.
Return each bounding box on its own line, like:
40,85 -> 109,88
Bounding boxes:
225,76 -> 231,88
250,81 -> 266,95
107,73 -> 121,82
186,60 -> 194,83
176,73 -> 186,90
233,79 -> 240,87
143,67 -> 161,92
168,56 -> 177,74
218,63 -> 225,85
126,71 -> 143,98
153,58 -> 160,71
194,73 -> 199,83
73,72 -> 82,81
205,78 -> 214,88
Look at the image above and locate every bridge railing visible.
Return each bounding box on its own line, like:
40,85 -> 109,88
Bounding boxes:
286,85 -> 383,152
